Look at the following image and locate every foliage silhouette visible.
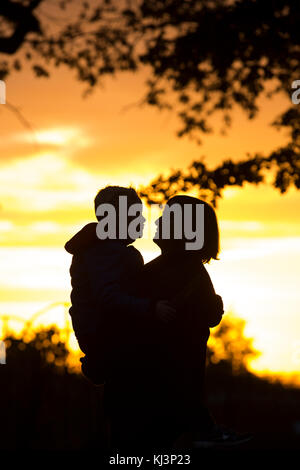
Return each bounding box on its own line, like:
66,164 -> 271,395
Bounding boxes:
207,315 -> 260,374
4,326 -> 70,372
1,1 -> 299,202
0,322 -> 299,450
0,325 -> 107,450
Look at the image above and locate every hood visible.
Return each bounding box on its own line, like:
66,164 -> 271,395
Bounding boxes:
64,223 -> 98,254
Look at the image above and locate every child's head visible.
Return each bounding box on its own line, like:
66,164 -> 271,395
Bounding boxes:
94,186 -> 144,243
94,186 -> 141,217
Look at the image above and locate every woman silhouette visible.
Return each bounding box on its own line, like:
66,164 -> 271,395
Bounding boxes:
107,196 -> 226,451
140,196 -> 222,448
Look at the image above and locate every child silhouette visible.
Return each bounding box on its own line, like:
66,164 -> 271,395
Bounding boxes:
65,186 -> 175,384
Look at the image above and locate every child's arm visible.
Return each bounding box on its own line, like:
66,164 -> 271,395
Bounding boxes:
85,246 -> 175,324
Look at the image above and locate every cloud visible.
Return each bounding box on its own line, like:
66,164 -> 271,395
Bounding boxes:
220,219 -> 300,238
0,220 -> 13,231
0,151 -> 137,230
221,236 -> 300,261
6,126 -> 91,146
220,220 -> 265,232
0,126 -> 93,164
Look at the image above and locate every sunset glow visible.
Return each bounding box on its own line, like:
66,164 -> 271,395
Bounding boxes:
1,61 -> 300,386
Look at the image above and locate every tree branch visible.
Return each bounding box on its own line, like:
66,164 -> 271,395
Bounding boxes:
0,0 -> 43,54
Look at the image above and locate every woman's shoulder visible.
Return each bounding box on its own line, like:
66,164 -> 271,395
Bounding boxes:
143,254 -> 164,272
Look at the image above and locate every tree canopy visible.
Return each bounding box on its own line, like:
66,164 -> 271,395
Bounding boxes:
1,0 -> 299,204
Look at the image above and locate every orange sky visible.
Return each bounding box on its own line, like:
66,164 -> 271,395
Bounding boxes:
0,58 -> 300,383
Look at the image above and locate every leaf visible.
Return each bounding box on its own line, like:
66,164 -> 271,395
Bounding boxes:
13,60 -> 22,71
32,65 -> 49,78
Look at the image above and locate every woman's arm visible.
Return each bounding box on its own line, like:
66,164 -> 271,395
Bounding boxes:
171,266 -> 224,328
206,294 -> 224,327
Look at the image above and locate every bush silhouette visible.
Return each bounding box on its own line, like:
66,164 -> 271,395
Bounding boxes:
207,315 -> 260,374
0,322 -> 299,450
0,326 -> 106,450
4,327 -> 70,373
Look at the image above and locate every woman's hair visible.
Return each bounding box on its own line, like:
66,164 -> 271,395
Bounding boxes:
198,198 -> 220,263
157,195 -> 220,263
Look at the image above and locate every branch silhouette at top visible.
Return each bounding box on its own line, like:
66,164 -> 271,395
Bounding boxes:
1,0 -> 299,200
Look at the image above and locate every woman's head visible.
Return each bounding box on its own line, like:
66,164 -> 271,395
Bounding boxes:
154,195 -> 219,263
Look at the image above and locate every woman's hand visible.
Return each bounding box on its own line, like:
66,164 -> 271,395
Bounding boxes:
155,300 -> 177,324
